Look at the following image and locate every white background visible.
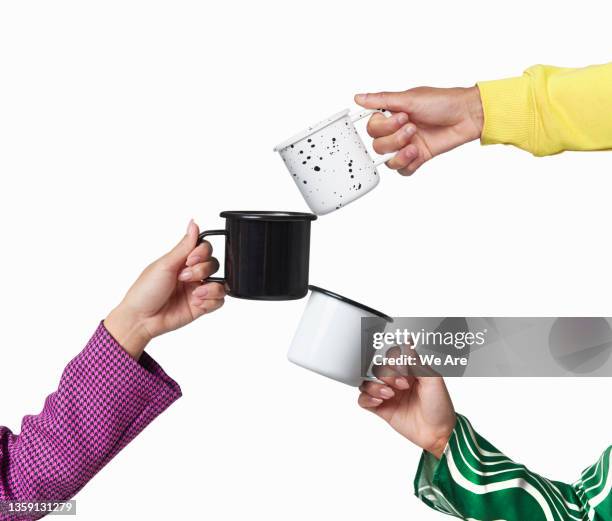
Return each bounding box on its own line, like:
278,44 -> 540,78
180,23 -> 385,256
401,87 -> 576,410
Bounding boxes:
1,1 -> 611,519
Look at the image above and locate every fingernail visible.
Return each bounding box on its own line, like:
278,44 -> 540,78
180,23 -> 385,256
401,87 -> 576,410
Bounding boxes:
380,387 -> 394,398
397,113 -> 409,124
178,269 -> 192,281
369,397 -> 383,405
405,124 -> 416,135
395,377 -> 409,389
404,145 -> 417,159
186,219 -> 194,234
193,285 -> 209,297
355,93 -> 367,103
189,255 -> 204,265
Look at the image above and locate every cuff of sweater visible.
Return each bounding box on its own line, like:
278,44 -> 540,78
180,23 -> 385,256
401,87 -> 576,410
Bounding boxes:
575,446 -> 612,514
413,415 -> 465,517
75,322 -> 183,412
477,75 -> 534,153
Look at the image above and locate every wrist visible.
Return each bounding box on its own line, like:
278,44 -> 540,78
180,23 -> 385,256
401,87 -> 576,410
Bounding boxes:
425,415 -> 456,460
104,305 -> 152,360
464,86 -> 484,140
426,436 -> 450,460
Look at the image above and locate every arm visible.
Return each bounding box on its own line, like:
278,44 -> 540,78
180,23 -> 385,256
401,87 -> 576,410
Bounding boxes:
478,63 -> 612,156
0,220 -> 225,519
0,323 -> 182,513
354,62 -> 612,173
416,414 -> 611,521
358,373 -> 611,520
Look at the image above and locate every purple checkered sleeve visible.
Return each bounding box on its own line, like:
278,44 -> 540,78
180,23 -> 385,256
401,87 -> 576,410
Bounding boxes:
0,322 -> 182,519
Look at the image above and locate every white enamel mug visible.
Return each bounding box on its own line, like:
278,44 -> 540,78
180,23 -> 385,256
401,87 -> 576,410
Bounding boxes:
288,285 -> 393,386
274,109 -> 394,216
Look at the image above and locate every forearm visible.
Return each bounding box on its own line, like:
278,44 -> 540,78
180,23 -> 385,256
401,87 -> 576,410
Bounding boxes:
0,323 -> 181,518
477,62 -> 612,156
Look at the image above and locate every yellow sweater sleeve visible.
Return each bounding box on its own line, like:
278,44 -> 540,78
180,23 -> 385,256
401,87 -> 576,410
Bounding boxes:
477,63 -> 612,156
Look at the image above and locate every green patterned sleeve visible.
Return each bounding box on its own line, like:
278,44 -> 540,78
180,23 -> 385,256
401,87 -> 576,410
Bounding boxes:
414,414 -> 612,521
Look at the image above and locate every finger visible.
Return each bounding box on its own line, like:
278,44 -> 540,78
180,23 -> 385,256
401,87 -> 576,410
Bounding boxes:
372,363 -> 409,389
185,241 -> 213,267
372,372 -> 411,390
177,258 -> 220,282
162,219 -> 200,270
193,298 -> 225,315
367,112 -> 409,138
372,346 -> 412,389
386,144 -> 419,171
191,282 -> 226,301
358,380 -> 395,400
397,147 -> 427,176
354,91 -> 411,112
372,123 -> 417,155
358,392 -> 383,409
406,154 -> 427,175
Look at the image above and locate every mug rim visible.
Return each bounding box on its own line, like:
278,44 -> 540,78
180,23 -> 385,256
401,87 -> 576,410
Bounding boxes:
308,285 -> 393,322
220,211 -> 317,221
273,109 -> 350,152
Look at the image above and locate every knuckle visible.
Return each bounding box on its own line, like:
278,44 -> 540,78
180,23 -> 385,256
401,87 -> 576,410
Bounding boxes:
209,283 -> 224,297
379,91 -> 389,109
396,131 -> 407,148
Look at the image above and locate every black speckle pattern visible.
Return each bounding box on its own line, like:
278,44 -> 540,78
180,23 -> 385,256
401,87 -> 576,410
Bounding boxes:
277,112 -> 381,215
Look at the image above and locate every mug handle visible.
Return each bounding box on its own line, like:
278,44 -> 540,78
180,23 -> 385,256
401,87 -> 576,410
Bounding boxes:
197,229 -> 227,283
350,109 -> 396,167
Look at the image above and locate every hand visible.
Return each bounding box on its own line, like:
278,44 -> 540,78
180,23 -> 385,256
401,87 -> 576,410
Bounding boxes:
358,348 -> 456,459
354,86 -> 483,175
105,220 -> 226,359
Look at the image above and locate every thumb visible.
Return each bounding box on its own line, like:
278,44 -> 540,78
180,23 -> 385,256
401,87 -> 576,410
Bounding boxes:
354,91 -> 409,112
162,219 -> 200,270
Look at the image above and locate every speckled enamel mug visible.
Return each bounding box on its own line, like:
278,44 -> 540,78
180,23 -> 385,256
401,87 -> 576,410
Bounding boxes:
274,109 -> 394,216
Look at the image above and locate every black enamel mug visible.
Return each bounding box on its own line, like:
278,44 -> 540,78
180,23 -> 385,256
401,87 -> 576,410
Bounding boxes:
197,211 -> 317,300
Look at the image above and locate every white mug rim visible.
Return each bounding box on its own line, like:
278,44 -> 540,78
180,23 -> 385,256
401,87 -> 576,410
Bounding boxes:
308,285 -> 393,322
273,109 -> 350,152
